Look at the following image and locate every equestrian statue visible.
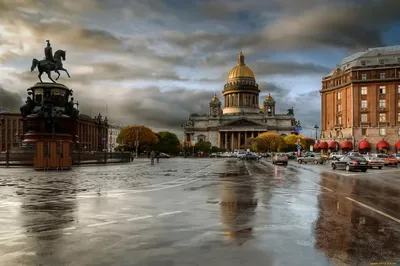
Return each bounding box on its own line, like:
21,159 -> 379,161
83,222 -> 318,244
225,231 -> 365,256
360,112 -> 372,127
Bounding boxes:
31,40 -> 71,83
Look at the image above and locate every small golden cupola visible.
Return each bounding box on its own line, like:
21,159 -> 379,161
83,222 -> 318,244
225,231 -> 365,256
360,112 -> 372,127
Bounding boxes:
209,93 -> 221,117
263,93 -> 276,116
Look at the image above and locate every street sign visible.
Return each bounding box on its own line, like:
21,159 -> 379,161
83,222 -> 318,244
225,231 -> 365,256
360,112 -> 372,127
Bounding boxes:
310,145 -> 313,152
297,145 -> 301,150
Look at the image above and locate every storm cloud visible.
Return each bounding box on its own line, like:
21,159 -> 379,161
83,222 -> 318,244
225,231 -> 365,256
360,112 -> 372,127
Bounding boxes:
0,87 -> 23,112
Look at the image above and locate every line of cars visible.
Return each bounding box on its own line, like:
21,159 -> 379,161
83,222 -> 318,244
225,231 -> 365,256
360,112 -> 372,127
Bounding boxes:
330,152 -> 399,172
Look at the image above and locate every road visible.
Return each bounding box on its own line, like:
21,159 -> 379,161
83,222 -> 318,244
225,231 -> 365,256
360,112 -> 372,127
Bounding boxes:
0,158 -> 399,266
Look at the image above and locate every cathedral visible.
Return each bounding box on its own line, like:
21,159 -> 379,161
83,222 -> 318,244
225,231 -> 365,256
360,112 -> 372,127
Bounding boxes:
183,52 -> 296,151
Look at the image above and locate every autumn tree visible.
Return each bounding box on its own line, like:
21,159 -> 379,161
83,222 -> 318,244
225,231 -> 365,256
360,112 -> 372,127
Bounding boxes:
195,139 -> 212,153
251,137 -> 267,152
255,132 -> 282,152
283,134 -> 307,151
156,131 -> 180,155
117,125 -> 158,152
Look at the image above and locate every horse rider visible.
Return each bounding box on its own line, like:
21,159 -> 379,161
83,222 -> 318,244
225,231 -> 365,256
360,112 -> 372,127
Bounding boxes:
44,40 -> 56,63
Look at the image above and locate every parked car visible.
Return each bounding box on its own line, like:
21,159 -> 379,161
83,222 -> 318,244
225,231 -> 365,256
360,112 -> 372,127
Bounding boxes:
376,154 -> 398,166
396,154 -> 400,162
159,153 -> 170,158
286,152 -> 296,159
347,152 -> 362,157
329,152 -> 343,160
209,153 -> 219,158
239,153 -> 260,161
331,155 -> 369,172
297,153 -> 325,164
272,153 -> 288,165
363,155 -> 384,169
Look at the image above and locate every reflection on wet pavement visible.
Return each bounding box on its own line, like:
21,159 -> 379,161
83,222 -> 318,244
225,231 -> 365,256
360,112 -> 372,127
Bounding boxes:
0,158 -> 399,266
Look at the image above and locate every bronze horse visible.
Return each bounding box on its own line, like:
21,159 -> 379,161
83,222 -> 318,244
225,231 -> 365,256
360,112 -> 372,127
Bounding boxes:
31,50 -> 71,83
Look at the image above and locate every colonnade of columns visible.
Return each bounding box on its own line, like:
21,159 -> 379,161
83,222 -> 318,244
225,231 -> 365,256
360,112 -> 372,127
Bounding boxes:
224,93 -> 259,108
218,131 -> 263,151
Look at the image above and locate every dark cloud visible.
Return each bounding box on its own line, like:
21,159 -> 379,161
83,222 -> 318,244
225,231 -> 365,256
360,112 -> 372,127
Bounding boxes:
76,86 -> 215,130
0,87 -> 23,112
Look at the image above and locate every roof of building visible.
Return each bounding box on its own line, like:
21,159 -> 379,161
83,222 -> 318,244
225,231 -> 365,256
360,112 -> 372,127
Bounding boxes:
78,113 -> 93,122
227,52 -> 255,82
326,45 -> 400,77
0,107 -> 11,113
211,93 -> 220,102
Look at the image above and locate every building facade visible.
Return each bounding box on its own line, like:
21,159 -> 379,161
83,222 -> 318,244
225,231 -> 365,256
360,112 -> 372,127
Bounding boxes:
108,123 -> 124,152
76,113 -> 108,152
183,52 -> 296,150
1,111 -> 109,152
320,45 -> 400,153
0,112 -> 23,152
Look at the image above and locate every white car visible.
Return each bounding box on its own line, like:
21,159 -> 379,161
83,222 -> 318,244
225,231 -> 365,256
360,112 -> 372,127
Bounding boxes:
329,152 -> 343,160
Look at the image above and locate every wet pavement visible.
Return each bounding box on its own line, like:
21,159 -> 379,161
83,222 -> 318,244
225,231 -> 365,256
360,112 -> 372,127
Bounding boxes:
0,158 -> 399,266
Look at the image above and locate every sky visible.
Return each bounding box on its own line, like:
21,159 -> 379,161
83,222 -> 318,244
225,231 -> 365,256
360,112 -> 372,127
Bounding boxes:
1,0 -> 400,138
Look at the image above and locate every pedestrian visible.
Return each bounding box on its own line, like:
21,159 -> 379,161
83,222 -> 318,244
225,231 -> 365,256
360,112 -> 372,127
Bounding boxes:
150,150 -> 156,165
156,151 -> 160,163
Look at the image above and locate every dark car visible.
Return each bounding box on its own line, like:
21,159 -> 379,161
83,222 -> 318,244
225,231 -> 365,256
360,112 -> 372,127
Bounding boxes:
331,155 -> 369,172
239,153 -> 260,161
159,153 -> 170,158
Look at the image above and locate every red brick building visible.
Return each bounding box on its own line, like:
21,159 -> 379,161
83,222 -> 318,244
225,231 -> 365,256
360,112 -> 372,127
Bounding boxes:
320,46 -> 400,153
0,110 -> 108,152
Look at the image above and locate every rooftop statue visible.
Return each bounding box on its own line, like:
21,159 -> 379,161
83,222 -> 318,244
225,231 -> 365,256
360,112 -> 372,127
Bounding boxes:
31,40 -> 71,83
287,106 -> 294,115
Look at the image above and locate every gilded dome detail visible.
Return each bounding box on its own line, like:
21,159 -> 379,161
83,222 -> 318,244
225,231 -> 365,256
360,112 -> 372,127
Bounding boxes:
227,52 -> 256,82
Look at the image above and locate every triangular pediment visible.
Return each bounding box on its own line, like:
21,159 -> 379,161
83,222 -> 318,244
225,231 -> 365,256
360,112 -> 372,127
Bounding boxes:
221,118 -> 265,127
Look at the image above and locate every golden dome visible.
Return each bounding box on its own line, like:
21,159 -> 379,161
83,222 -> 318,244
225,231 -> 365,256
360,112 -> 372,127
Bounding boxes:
227,52 -> 255,81
211,93 -> 219,102
265,93 -> 273,101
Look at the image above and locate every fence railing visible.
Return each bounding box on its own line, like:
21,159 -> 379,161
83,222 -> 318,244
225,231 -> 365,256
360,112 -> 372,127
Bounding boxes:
0,151 -> 132,167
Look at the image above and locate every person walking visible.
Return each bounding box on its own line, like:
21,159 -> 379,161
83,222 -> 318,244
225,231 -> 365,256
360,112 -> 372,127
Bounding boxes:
156,151 -> 160,163
150,150 -> 156,165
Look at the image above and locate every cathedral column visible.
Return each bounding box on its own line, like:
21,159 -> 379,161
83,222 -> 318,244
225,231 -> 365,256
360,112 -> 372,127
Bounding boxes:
224,132 -> 228,150
231,132 -> 234,151
251,131 -> 254,138
238,132 -> 241,149
244,132 -> 248,149
218,132 -> 221,148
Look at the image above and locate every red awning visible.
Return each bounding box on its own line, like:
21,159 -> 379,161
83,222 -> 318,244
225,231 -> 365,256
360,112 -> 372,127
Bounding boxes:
328,141 -> 339,149
341,140 -> 353,150
359,141 -> 371,150
319,141 -> 328,149
395,141 -> 400,149
313,143 -> 319,150
377,140 -> 390,150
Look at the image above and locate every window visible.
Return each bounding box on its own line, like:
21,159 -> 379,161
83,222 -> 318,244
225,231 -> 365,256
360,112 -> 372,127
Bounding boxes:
337,104 -> 342,112
337,116 -> 342,125
398,85 -> 400,94
379,99 -> 386,108
398,113 -> 400,122
361,114 -> 368,122
398,99 -> 400,108
361,87 -> 367,95
380,72 -> 386,79
361,61 -> 366,66
361,73 -> 367,80
361,100 -> 367,109
380,128 -> 386,136
398,128 -> 400,136
379,113 -> 386,122
337,92 -> 342,100
362,128 -> 368,136
379,59 -> 385,65
380,86 -> 386,94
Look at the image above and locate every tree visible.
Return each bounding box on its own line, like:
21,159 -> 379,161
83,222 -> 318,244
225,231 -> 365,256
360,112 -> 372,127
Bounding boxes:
117,125 -> 158,152
156,131 -> 180,155
251,137 -> 267,152
195,140 -> 212,153
283,134 -> 307,151
256,132 -> 282,152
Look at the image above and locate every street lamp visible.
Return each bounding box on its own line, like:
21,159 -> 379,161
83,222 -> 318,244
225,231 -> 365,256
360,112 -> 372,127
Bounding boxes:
135,127 -> 141,159
314,125 -> 319,140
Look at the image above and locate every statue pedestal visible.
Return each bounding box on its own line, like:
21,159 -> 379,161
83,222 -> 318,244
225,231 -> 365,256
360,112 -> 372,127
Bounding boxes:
20,82 -> 79,170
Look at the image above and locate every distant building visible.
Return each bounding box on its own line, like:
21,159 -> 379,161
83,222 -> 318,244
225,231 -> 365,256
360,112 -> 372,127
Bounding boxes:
108,123 -> 124,152
320,45 -> 400,153
183,52 -> 296,150
1,112 -> 108,152
76,113 -> 108,152
0,107 -> 11,113
0,113 -> 23,152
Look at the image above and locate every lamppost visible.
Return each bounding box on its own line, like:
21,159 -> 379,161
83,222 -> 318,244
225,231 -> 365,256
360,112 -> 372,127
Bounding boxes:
135,127 -> 141,159
314,125 -> 319,140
